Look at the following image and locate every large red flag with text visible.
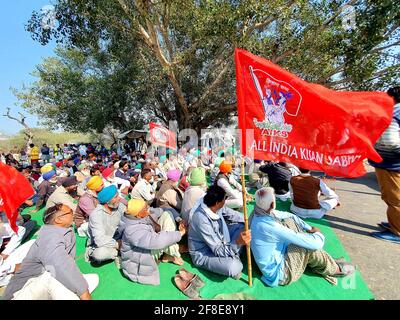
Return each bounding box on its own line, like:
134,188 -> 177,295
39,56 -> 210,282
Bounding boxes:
0,162 -> 35,232
235,48 -> 394,177
149,122 -> 177,150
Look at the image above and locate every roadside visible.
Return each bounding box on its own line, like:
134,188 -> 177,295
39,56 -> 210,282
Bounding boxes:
323,163 -> 400,300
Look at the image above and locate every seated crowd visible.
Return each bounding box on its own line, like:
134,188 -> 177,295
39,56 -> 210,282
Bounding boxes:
0,146 -> 354,300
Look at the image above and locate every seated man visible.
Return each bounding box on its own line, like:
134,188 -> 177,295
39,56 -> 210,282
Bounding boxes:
31,169 -> 58,213
214,161 -> 251,209
75,176 -> 104,237
155,169 -> 184,211
188,185 -> 251,279
289,168 -> 339,219
250,187 -> 355,287
3,204 -> 98,300
119,199 -> 186,285
209,157 -> 224,184
45,176 -> 79,212
259,161 -> 292,200
86,185 -> 125,264
131,168 -> 156,205
181,168 -> 207,222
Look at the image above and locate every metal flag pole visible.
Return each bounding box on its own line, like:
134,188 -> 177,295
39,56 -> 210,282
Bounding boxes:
240,156 -> 253,287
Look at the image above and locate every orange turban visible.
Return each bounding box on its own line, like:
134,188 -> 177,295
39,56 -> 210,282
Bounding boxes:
219,160 -> 233,174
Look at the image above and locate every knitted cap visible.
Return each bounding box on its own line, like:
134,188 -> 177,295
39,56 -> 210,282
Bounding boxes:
188,167 -> 206,186
126,199 -> 147,217
219,160 -> 233,174
97,185 -> 118,204
86,176 -> 103,191
62,176 -> 78,188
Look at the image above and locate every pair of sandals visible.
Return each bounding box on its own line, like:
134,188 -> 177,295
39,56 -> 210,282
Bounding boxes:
174,268 -> 205,299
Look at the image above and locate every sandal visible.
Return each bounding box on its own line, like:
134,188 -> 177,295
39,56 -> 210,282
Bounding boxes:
178,268 -> 205,289
335,261 -> 356,277
174,275 -> 200,299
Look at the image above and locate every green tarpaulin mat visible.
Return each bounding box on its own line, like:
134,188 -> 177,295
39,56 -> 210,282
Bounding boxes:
22,196 -> 374,300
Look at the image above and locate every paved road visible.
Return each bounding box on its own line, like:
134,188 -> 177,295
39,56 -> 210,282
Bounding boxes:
323,163 -> 400,300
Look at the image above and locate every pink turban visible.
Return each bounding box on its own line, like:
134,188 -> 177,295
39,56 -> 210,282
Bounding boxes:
167,169 -> 181,182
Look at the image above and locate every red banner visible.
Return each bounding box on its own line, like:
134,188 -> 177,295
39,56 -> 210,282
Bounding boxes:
0,163 -> 35,233
235,48 -> 394,177
149,122 -> 177,150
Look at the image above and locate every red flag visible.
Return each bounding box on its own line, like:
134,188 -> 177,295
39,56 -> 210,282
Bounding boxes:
235,48 -> 394,177
149,122 -> 177,150
0,162 -> 35,233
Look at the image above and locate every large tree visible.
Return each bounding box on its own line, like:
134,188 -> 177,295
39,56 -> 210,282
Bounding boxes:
17,0 -> 400,133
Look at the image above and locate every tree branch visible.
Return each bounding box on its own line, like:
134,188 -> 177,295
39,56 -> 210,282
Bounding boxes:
371,39 -> 400,53
274,0 -> 358,64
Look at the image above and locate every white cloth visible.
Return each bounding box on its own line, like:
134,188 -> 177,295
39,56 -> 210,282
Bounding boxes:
1,224 -> 26,256
12,271 -> 99,300
181,186 -> 206,221
0,240 -> 36,287
216,176 -> 243,208
289,179 -> 339,219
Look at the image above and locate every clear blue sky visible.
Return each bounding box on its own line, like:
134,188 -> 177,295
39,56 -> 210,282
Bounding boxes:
0,0 -> 56,135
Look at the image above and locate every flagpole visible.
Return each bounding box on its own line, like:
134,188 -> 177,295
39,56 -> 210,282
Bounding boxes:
240,157 -> 252,287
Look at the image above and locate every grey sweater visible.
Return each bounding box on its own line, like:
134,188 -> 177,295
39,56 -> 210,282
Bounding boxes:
87,202 -> 125,249
3,225 -> 88,300
119,208 -> 182,285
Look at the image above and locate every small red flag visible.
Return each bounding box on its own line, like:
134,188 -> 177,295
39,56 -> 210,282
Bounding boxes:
235,48 -> 394,177
149,122 -> 177,150
0,162 -> 35,233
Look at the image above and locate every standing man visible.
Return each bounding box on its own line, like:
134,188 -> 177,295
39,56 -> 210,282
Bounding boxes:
369,87 -> 400,244
54,143 -> 63,161
41,144 -> 50,164
28,143 -> 40,166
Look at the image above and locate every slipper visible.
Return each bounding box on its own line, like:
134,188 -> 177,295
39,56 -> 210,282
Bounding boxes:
335,261 -> 356,277
178,268 -> 205,289
174,275 -> 200,299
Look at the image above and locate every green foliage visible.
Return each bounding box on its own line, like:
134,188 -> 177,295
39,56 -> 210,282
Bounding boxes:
16,0 -> 400,133
0,128 -> 92,153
